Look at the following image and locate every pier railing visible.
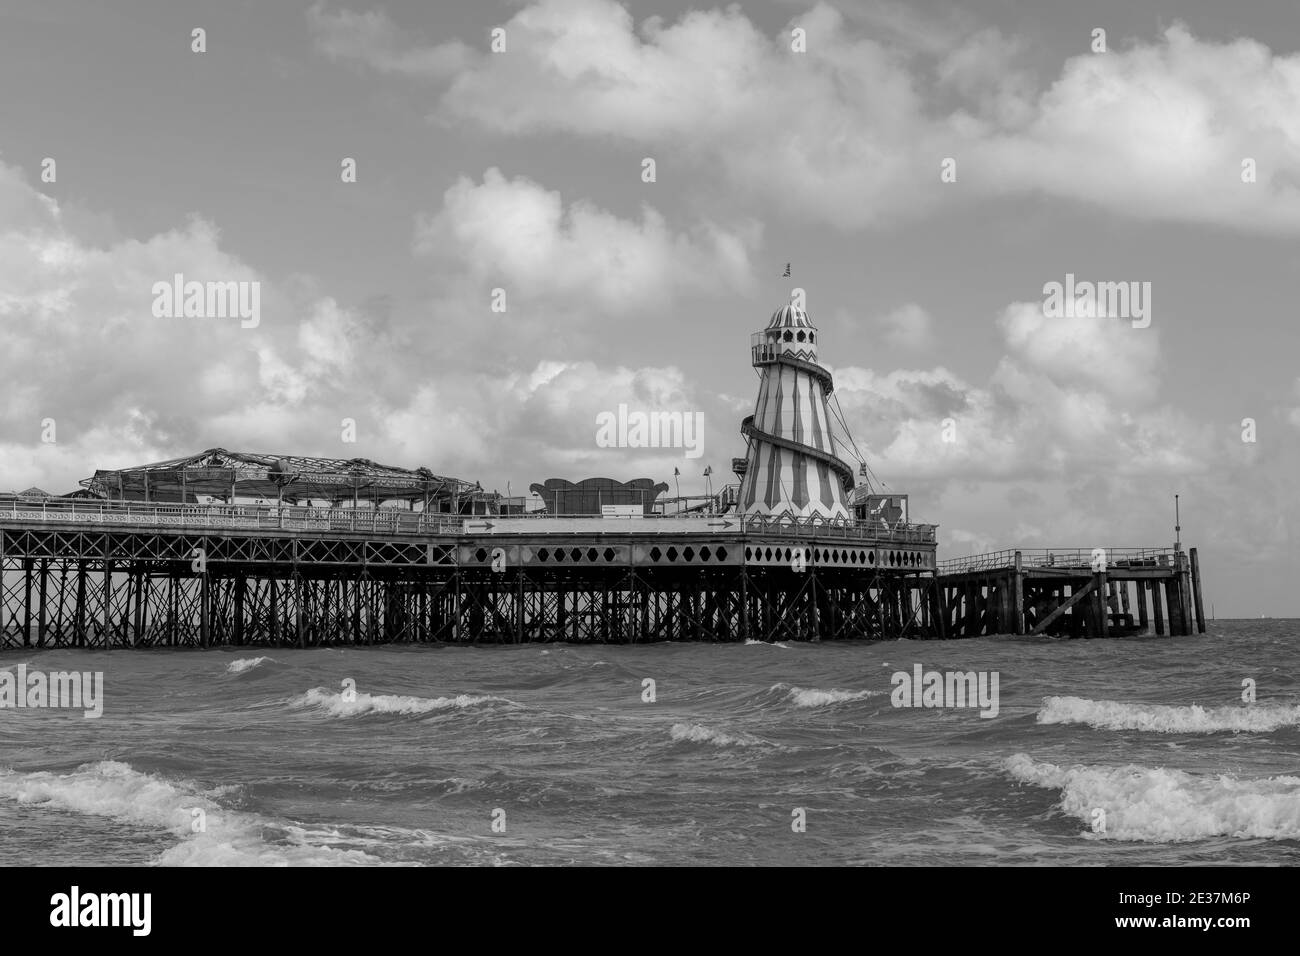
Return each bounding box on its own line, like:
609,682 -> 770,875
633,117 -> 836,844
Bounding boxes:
0,498 -> 463,535
937,547 -> 1175,574
0,497 -> 937,543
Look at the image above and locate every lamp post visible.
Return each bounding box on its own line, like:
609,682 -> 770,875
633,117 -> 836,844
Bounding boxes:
1175,493 -> 1182,552
703,465 -> 713,511
673,467 -> 681,511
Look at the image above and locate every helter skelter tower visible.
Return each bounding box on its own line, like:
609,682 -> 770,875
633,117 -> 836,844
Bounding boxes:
737,298 -> 855,520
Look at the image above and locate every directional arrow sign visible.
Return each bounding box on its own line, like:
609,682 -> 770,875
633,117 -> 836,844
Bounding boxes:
707,519 -> 736,529
463,521 -> 496,533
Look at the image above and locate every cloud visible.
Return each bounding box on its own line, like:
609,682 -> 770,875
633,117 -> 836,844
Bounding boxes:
0,158 -> 741,494
994,301 -> 1161,404
318,0 -> 1300,233
874,303 -> 934,350
830,300 -> 1199,483
414,167 -> 758,312
307,2 -> 475,78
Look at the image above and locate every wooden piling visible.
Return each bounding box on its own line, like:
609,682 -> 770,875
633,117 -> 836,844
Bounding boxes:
1190,547 -> 1206,633
1012,552 -> 1025,634
1152,577 -> 1165,636
1095,572 -> 1109,638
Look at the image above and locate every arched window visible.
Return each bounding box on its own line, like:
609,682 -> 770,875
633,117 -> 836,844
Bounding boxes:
809,333 -> 815,343
783,329 -> 793,342
796,330 -> 806,342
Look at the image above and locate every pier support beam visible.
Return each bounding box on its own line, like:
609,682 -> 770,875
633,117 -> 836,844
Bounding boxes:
1190,547 -> 1206,634
1152,578 -> 1165,636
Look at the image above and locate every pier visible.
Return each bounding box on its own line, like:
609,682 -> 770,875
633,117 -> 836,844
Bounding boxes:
0,499 -> 1204,647
0,497 -> 938,647
935,548 -> 1206,638
0,296 -> 1206,647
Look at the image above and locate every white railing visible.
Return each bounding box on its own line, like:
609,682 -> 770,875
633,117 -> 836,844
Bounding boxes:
1,497 -> 939,543
0,498 -> 462,536
937,548 -> 1174,574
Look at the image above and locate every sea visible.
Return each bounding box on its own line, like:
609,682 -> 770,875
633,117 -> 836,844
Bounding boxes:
1,620 -> 1296,866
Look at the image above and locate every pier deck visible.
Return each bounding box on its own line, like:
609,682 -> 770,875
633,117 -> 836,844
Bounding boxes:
935,548 -> 1206,638
0,500 -> 1203,645
0,500 -> 935,647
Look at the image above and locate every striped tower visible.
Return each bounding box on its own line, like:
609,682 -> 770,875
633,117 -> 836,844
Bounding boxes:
738,300 -> 854,520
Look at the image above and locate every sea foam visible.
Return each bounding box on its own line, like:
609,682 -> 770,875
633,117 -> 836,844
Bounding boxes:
290,686 -> 512,717
773,683 -> 879,708
1005,753 -> 1300,842
0,761 -> 383,865
670,723 -> 765,748
225,656 -> 274,674
1037,696 -> 1300,733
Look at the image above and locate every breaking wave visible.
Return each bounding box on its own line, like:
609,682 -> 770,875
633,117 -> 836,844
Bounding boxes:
744,639 -> 790,648
225,656 -> 274,675
1038,696 -> 1300,733
0,761 -> 384,865
670,723 -> 765,748
1004,754 -> 1300,842
773,683 -> 880,708
290,687 -> 514,717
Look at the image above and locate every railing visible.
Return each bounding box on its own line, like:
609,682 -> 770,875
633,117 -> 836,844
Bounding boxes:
0,497 -> 938,544
937,548 -> 1175,574
0,498 -> 463,536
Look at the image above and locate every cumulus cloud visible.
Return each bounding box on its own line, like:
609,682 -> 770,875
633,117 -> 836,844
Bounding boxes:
830,300 -> 1200,484
315,0 -> 1300,233
414,167 -> 759,312
0,159 -> 738,494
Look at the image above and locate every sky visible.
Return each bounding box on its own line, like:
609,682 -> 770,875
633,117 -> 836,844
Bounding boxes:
0,0 -> 1297,616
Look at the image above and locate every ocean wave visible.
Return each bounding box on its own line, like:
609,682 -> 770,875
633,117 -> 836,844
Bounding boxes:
670,723 -> 765,748
744,639 -> 790,648
290,686 -> 514,717
1038,696 -> 1300,733
225,656 -> 274,674
1004,754 -> 1300,842
0,761 -> 383,865
773,683 -> 880,708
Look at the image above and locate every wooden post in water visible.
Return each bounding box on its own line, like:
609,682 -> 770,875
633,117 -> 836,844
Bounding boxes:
1012,552 -> 1025,635
1137,581 -> 1149,632
931,576 -> 948,640
1168,554 -> 1189,636
1190,547 -> 1206,633
1152,576 -> 1166,636
1094,571 -> 1109,638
